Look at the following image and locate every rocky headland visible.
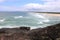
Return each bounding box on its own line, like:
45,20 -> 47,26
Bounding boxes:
0,23 -> 60,40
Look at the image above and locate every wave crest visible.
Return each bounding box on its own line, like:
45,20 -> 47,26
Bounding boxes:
14,16 -> 23,19
0,19 -> 5,22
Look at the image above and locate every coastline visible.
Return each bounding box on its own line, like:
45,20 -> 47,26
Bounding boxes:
0,23 -> 60,40
34,12 -> 60,16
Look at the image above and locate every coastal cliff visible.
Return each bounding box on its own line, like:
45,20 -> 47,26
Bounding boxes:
0,23 -> 60,40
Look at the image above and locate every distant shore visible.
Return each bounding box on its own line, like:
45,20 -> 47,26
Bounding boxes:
34,12 -> 60,16
44,13 -> 60,16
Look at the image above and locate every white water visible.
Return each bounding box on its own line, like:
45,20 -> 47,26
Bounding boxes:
0,12 -> 60,29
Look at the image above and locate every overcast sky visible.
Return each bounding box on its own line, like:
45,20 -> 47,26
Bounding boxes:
0,0 -> 60,12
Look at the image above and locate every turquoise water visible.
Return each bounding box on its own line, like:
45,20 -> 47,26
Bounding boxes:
0,12 -> 60,29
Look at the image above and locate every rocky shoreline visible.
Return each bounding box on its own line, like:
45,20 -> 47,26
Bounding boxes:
0,23 -> 60,40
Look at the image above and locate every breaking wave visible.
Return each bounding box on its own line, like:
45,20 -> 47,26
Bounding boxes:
0,19 -> 5,22
29,12 -> 50,24
14,16 -> 23,19
0,12 -> 60,29
29,13 -> 45,19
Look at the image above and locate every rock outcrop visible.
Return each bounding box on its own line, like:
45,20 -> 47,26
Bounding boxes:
0,23 -> 60,40
28,23 -> 60,40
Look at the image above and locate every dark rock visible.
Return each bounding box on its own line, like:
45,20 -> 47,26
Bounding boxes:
0,23 -> 60,40
0,29 -> 6,33
20,27 -> 30,31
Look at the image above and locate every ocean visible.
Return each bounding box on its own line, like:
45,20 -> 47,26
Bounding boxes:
0,12 -> 60,29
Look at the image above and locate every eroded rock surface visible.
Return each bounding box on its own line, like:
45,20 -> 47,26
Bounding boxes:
0,23 -> 60,40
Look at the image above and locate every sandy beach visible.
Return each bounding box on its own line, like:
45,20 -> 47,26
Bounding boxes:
35,12 -> 60,16
44,13 -> 60,16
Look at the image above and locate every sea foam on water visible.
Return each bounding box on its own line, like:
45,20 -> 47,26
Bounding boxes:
0,12 -> 60,29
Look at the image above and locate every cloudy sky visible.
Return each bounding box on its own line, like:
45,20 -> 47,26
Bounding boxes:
0,0 -> 60,12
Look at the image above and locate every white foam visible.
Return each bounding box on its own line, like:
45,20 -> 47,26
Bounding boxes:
14,16 -> 23,19
0,26 -> 19,29
43,19 -> 50,22
31,27 -> 40,29
35,14 -> 45,18
30,26 -> 45,29
0,19 -> 5,22
37,22 -> 43,24
29,13 -> 45,19
0,25 -> 45,29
